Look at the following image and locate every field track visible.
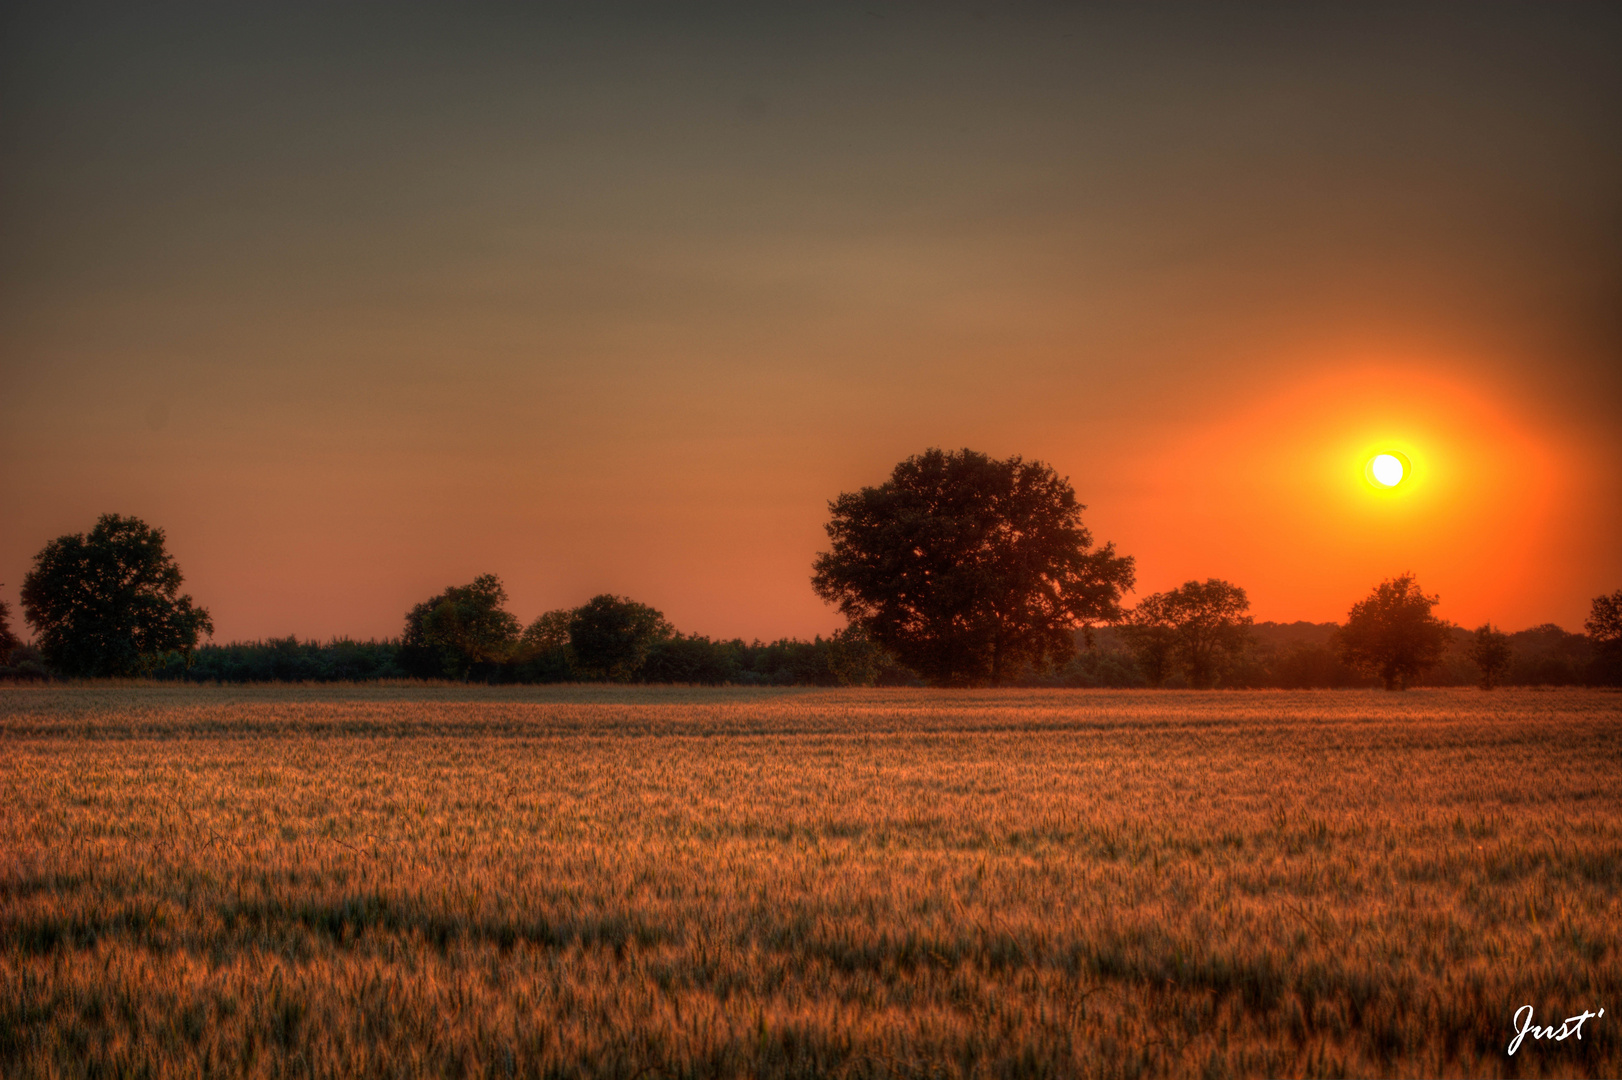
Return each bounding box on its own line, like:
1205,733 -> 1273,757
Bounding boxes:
3,685 -> 1619,1078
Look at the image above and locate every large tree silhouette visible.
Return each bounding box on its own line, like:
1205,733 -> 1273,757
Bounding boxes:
21,514 -> 213,676
812,448 -> 1134,686
1336,574 -> 1451,690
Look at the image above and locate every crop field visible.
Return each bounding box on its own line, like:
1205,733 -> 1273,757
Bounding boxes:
1,685 -> 1619,1078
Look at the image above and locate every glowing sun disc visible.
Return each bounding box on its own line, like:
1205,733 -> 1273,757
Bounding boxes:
1369,453 -> 1406,487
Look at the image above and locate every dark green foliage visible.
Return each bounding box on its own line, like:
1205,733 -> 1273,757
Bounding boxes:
0,594 -> 47,680
0,643 -> 49,681
1469,624 -> 1512,689
812,448 -> 1134,686
729,637 -> 827,686
640,634 -> 738,685
1335,575 -> 1452,691
141,602 -> 895,687
610,629 -> 903,687
400,575 -> 521,680
511,609 -> 574,681
567,595 -> 674,682
20,514 -> 213,677
823,625 -> 890,686
93,617 -> 1618,688
153,637 -> 407,682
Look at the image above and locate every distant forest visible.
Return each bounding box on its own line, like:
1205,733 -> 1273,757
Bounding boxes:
24,618 -> 1600,688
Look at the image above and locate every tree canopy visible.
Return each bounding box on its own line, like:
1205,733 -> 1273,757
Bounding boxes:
568,594 -> 674,682
1336,574 -> 1451,690
1586,591 -> 1622,646
811,448 -> 1134,686
1121,578 -> 1252,687
510,608 -> 575,681
20,514 -> 214,676
400,574 -> 521,680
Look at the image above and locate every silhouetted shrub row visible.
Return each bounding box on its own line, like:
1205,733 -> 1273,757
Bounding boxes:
136,620 -> 1621,687
150,638 -> 407,684
150,633 -> 919,686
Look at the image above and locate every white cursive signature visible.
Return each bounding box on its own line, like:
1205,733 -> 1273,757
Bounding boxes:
1508,1005 -> 1604,1055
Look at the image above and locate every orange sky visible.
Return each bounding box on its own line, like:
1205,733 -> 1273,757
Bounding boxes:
2,5 -> 1619,643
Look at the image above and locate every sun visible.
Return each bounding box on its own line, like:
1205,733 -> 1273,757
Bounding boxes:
1366,451 -> 1409,488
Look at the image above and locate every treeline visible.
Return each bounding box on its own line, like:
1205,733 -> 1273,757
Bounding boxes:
5,528 -> 1619,688
127,617 -> 1615,688
147,632 -> 911,686
1051,621 -> 1613,689
123,575 -> 903,686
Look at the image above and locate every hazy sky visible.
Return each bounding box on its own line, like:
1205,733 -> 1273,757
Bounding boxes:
3,3 -> 1619,643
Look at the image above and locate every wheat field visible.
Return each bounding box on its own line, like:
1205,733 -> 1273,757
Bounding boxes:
1,684 -> 1618,1078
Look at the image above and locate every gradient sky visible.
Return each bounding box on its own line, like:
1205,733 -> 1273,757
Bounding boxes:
3,3 -> 1619,643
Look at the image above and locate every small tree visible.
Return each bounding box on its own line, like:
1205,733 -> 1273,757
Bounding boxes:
1173,579 -> 1251,687
1120,579 -> 1251,688
568,595 -> 673,682
1470,623 -> 1512,689
401,574 -> 521,680
1336,574 -> 1451,691
21,515 -> 213,676
517,609 -> 572,657
513,608 -> 575,682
